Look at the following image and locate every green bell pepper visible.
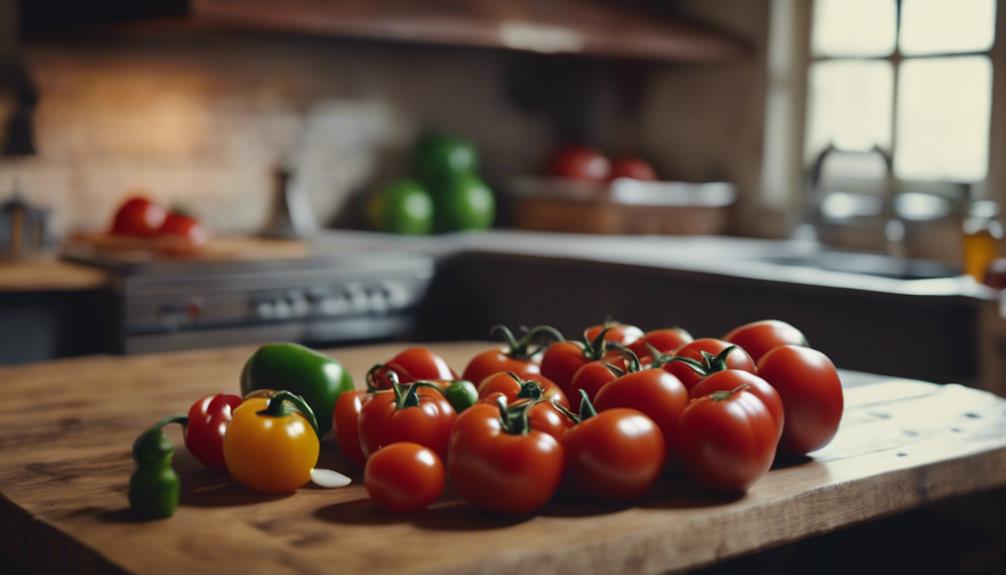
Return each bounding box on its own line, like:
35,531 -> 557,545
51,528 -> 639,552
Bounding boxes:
240,342 -> 354,436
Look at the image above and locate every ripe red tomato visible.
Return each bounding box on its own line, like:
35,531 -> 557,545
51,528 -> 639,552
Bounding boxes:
159,212 -> 208,247
540,338 -> 609,395
592,368 -> 688,449
690,370 -> 784,440
110,196 -> 167,237
364,442 -> 444,514
369,347 -> 458,389
676,389 -> 778,492
562,407 -> 665,501
478,396 -> 571,441
662,338 -> 756,392
448,402 -> 564,515
462,348 -> 540,386
724,320 -> 807,362
757,345 -> 843,455
583,322 -> 644,347
185,393 -> 242,472
332,389 -> 376,465
628,328 -> 694,361
566,360 -> 621,412
358,384 -> 456,462
476,372 -> 569,409
609,157 -> 658,181
548,145 -> 611,181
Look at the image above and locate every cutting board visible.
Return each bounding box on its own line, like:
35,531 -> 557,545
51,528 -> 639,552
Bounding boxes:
63,232 -> 310,263
1,342 -> 1005,575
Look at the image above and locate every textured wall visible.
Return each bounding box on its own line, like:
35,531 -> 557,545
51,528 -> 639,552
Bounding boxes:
0,1 -> 768,238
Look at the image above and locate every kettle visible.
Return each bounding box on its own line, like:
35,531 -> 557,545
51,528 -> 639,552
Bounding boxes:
0,187 -> 49,260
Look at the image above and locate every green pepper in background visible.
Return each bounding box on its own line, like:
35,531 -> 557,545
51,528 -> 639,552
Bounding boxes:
128,414 -> 187,519
367,178 -> 435,235
415,134 -> 479,186
441,380 -> 479,413
240,343 -> 354,436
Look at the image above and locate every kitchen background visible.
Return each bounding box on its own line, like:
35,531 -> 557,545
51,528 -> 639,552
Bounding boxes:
1,0 -> 1005,392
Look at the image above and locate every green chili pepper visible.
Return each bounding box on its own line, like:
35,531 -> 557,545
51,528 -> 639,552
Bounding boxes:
441,380 -> 479,413
240,342 -> 354,436
128,414 -> 187,519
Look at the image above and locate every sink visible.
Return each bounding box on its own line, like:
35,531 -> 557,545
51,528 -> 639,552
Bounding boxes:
757,251 -> 962,280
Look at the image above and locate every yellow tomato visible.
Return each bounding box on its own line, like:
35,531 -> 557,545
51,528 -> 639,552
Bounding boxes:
223,394 -> 319,492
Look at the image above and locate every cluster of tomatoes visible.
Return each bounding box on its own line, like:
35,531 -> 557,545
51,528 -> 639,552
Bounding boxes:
343,319 -> 844,515
110,195 -> 208,248
548,144 -> 659,182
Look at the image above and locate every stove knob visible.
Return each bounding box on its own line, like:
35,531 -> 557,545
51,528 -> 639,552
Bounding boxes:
253,299 -> 275,320
381,281 -> 412,309
367,287 -> 389,314
272,299 -> 293,320
344,284 -> 369,314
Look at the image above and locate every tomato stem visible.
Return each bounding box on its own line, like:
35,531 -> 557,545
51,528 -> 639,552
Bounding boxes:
257,390 -> 320,438
364,364 -> 388,392
578,389 -> 598,421
495,395 -> 534,435
609,345 -> 642,373
505,371 -> 546,401
582,326 -> 612,361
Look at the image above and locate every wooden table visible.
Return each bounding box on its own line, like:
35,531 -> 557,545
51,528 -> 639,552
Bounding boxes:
1,342 -> 1005,575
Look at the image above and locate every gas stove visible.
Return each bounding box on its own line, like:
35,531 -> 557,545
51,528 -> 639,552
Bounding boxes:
64,251 -> 435,355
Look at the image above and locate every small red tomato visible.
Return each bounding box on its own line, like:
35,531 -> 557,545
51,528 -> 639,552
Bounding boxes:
449,401 -> 564,515
110,196 -> 167,237
583,322 -> 644,347
724,320 -> 807,363
185,393 -> 242,471
461,325 -> 562,385
540,339 -> 608,395
691,370 -> 784,440
159,212 -> 208,247
676,389 -> 778,492
562,406 -> 665,501
477,372 -> 569,409
332,389 -> 375,465
662,338 -> 756,392
566,360 -> 621,412
358,384 -> 456,462
592,368 -> 689,449
477,396 -> 571,441
368,347 -> 457,389
757,345 -> 843,455
608,157 -> 658,181
365,442 -> 445,514
548,145 -> 611,181
628,327 -> 694,361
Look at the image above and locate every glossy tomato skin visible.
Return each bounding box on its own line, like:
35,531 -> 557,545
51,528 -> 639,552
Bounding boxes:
676,390 -> 777,492
185,393 -> 242,472
562,408 -> 665,501
691,370 -> 784,440
584,323 -> 644,347
629,328 -> 694,361
371,347 -> 458,389
223,397 -> 319,492
592,368 -> 688,449
478,395 -> 572,441
110,196 -> 167,237
724,320 -> 807,363
448,404 -> 564,515
365,442 -> 445,514
358,387 -> 456,462
665,338 -> 756,392
608,157 -> 658,181
462,348 -> 540,386
757,345 -> 843,455
567,361 -> 620,412
332,389 -> 376,465
477,372 -> 569,409
540,341 -> 591,394
159,213 -> 208,247
548,145 -> 611,181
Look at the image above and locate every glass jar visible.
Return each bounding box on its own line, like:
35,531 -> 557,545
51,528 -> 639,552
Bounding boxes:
962,200 -> 1003,282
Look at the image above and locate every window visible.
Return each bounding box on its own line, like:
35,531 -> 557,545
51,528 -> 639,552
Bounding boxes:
805,0 -> 997,184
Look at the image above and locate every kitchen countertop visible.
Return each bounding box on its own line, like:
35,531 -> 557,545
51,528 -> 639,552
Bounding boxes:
1,341 -> 1004,575
0,258 -> 108,292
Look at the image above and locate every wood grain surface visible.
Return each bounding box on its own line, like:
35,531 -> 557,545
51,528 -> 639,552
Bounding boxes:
1,342 -> 1005,575
0,258 -> 108,292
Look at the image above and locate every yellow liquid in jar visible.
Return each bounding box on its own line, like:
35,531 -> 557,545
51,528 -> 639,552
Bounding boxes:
963,230 -> 1000,281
